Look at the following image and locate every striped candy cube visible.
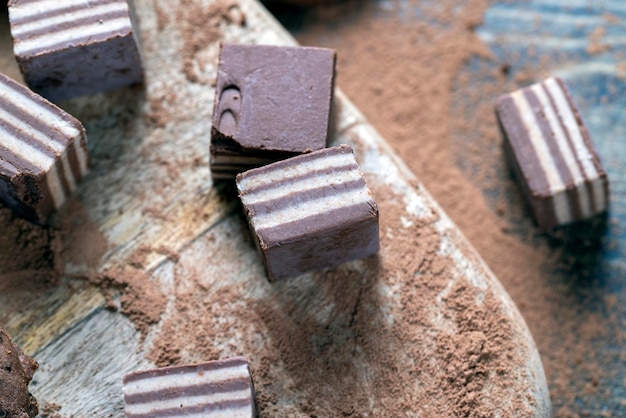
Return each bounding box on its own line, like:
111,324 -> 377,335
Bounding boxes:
123,357 -> 256,418
236,145 -> 379,281
8,0 -> 143,102
496,77 -> 609,230
0,72 -> 89,224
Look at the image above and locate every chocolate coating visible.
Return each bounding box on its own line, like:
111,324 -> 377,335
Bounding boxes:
211,43 -> 336,179
0,328 -> 38,418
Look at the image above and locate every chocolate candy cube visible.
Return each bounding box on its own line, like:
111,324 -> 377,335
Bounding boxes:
0,72 -> 89,224
236,145 -> 379,281
123,357 -> 256,418
8,0 -> 143,102
211,43 -> 336,180
496,77 -> 609,230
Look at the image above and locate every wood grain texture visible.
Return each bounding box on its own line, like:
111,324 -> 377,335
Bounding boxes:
0,0 -> 550,416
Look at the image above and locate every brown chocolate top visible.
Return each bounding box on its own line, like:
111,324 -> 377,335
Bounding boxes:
212,44 -> 336,154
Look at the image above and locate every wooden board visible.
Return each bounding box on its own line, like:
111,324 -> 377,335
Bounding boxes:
0,0 -> 550,416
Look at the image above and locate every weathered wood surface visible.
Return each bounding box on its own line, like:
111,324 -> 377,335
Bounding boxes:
0,0 -> 550,416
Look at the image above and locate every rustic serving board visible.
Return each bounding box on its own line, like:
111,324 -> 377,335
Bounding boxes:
0,0 -> 550,416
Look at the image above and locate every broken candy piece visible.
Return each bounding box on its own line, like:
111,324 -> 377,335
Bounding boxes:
210,43 -> 336,180
123,357 -> 257,417
0,328 -> 39,418
8,0 -> 144,102
236,145 -> 380,281
0,72 -> 89,224
496,76 -> 609,230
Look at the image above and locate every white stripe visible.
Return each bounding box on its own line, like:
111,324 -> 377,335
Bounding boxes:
589,177 -> 607,213
0,78 -> 81,140
125,389 -> 251,416
76,141 -> 89,175
544,78 -> 606,213
0,125 -> 54,170
252,187 -> 372,231
60,151 -> 76,191
46,161 -> 66,209
206,407 -> 254,418
14,18 -> 131,56
0,106 -> 67,155
11,3 -> 129,36
242,168 -> 363,206
124,364 -> 249,395
9,0 -> 112,21
511,90 -> 571,224
128,407 -> 253,418
531,83 -> 591,217
238,152 -> 356,191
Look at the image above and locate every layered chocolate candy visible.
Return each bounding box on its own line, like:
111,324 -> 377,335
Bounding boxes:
237,145 -> 379,281
0,72 -> 89,224
123,357 -> 256,418
211,43 -> 336,180
496,77 -> 609,230
8,0 -> 143,102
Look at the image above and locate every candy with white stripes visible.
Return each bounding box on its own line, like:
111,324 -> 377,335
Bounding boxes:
8,0 -> 143,102
123,357 -> 256,418
236,145 -> 379,281
0,72 -> 89,224
496,77 -> 609,230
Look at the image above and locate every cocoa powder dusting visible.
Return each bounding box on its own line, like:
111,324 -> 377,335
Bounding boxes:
86,266 -> 167,338
177,0 -> 246,84
0,0 -> 621,416
285,0 -> 624,415
0,207 -> 60,286
144,181 -> 532,417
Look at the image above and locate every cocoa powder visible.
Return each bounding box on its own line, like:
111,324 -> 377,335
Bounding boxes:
288,0 -> 624,415
0,0 -> 619,416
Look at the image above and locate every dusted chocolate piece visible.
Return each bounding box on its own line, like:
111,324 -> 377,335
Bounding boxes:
496,77 -> 609,230
211,43 -> 336,179
8,0 -> 143,102
123,357 -> 256,418
0,328 -> 39,418
237,145 -> 379,281
0,72 -> 89,224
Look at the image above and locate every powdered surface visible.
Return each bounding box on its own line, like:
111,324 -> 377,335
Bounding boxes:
278,0 -> 625,415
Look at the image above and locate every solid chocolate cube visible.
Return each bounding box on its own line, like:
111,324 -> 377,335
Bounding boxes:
8,0 -> 143,102
123,357 -> 256,418
0,72 -> 89,224
211,43 -> 336,180
496,77 -> 608,230
236,145 -> 379,281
